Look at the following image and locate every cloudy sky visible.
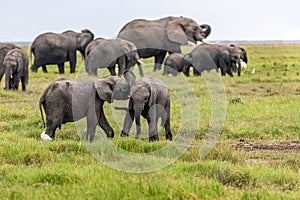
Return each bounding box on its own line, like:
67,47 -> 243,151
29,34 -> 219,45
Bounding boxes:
1,0 -> 300,42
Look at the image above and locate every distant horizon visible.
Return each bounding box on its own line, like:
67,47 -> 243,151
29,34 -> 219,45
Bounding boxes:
4,39 -> 300,46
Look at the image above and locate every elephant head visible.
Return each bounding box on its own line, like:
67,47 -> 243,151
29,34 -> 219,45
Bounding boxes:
94,70 -> 136,103
228,45 -> 242,73
229,44 -> 248,75
78,29 -> 94,57
119,39 -> 143,75
167,17 -> 211,45
3,50 -> 24,90
62,29 -> 94,58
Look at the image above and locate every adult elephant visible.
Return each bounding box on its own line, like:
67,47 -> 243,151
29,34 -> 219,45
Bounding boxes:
120,77 -> 172,141
229,44 -> 248,76
117,16 -> 211,72
85,38 -> 143,76
0,43 -> 20,82
3,48 -> 29,91
183,43 -> 242,77
39,70 -> 135,142
31,29 -> 94,74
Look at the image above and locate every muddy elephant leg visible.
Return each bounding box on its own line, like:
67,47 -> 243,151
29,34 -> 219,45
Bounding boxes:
154,51 -> 167,71
42,65 -> 48,73
58,63 -> 65,74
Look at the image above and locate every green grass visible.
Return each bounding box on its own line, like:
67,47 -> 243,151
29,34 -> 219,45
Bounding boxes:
0,44 -> 300,199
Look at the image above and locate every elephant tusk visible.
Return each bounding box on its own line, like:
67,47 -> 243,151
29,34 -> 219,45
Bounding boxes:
137,59 -> 143,65
10,75 -> 13,79
236,63 -> 239,68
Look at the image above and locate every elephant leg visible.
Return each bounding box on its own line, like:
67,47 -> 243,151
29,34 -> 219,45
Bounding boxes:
225,64 -> 234,77
154,52 -> 167,71
20,76 -> 26,91
69,52 -> 77,73
117,56 -> 125,76
57,63 -> 65,74
86,116 -> 97,142
121,102 -> 134,137
108,66 -> 116,76
182,64 -> 191,76
88,67 -> 98,76
42,65 -> 48,73
146,111 -> 159,141
164,100 -> 172,141
218,59 -> 227,76
12,75 -> 20,90
97,104 -> 114,138
237,67 -> 241,76
193,67 -> 201,76
0,67 -> 5,82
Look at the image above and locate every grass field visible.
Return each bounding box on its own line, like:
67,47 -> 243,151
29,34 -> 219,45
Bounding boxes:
0,43 -> 300,199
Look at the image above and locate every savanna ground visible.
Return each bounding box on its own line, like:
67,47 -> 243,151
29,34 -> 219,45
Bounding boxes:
0,43 -> 300,199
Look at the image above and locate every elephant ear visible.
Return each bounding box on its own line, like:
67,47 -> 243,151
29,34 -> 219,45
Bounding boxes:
79,30 -> 94,52
94,77 -> 116,103
167,18 -> 188,45
142,78 -> 157,106
120,39 -> 136,61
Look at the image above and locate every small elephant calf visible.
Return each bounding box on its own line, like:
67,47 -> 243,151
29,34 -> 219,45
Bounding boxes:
3,48 -> 29,91
163,53 -> 186,76
121,77 -> 172,141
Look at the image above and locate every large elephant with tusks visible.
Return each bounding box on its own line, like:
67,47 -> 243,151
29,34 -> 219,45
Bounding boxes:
117,16 -> 211,72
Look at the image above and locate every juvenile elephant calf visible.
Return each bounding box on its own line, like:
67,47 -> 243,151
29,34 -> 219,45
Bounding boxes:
121,77 -> 172,141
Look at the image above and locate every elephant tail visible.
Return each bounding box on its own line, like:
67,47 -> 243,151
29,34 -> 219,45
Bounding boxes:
39,97 -> 46,128
30,46 -> 34,66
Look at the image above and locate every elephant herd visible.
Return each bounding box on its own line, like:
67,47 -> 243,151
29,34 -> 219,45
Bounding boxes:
0,16 -> 248,142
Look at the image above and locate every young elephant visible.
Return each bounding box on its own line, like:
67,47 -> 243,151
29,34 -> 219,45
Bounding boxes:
85,38 -> 143,77
163,53 -> 186,76
39,71 -> 135,142
121,77 -> 172,141
3,48 -> 29,91
183,43 -> 242,77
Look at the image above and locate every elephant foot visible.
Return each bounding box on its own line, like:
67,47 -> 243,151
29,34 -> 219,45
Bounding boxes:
120,131 -> 129,137
166,134 -> 172,141
149,134 -> 159,142
106,129 -> 114,138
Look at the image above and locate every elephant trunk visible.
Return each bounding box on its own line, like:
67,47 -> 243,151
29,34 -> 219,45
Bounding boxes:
135,114 -> 141,138
200,24 -> 211,39
134,103 -> 144,138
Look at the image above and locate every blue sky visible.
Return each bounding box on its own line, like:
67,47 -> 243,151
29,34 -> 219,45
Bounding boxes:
1,0 -> 300,42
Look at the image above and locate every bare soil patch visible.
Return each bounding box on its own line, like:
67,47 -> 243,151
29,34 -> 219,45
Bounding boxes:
236,141 -> 300,151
